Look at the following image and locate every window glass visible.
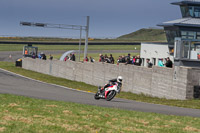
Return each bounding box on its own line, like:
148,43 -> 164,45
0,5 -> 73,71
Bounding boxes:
188,32 -> 195,36
189,6 -> 194,17
181,31 -> 187,36
188,36 -> 195,39
181,6 -> 190,17
182,41 -> 189,58
166,30 -> 178,45
194,7 -> 200,17
182,36 -> 187,39
181,31 -> 195,39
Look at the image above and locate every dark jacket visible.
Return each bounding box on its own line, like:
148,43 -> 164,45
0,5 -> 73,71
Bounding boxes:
135,58 -> 142,66
165,60 -> 173,68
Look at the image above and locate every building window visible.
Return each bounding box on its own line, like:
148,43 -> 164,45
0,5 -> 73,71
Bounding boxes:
182,41 -> 190,59
196,32 -> 200,39
194,7 -> 200,17
181,6 -> 200,18
189,6 -> 194,17
187,6 -> 200,18
180,6 -> 190,17
181,31 -> 195,39
165,30 -> 178,44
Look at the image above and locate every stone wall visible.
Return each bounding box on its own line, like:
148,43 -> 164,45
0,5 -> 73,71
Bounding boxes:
22,58 -> 200,100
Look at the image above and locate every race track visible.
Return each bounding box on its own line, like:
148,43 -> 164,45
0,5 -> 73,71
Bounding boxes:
0,68 -> 200,117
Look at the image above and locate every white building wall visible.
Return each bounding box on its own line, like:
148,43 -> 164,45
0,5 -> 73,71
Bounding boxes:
140,42 -> 173,67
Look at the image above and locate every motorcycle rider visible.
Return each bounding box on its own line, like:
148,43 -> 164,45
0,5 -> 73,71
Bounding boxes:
99,76 -> 123,97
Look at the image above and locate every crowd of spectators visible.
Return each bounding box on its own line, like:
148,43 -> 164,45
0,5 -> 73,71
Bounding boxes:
98,54 -> 115,64
33,51 -> 173,69
94,53 -> 173,68
117,54 -> 142,66
38,52 -> 47,60
64,53 -> 76,61
30,52 -> 54,61
146,57 -> 173,68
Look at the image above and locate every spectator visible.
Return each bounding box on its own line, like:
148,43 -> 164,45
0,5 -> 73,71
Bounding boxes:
134,55 -> 142,66
104,54 -> 111,63
71,53 -> 76,61
146,58 -> 153,68
84,55 -> 89,62
132,56 -> 136,64
165,57 -> 173,68
109,54 -> 115,64
25,49 -> 28,55
49,54 -> 53,60
42,54 -> 46,60
121,55 -> 126,63
198,53 -> 200,60
158,58 -> 164,67
99,54 -> 104,62
117,56 -> 122,64
104,54 -> 108,59
69,53 -> 72,60
64,56 -> 69,61
125,53 -> 131,64
89,56 -> 95,62
38,52 -> 43,59
32,52 -> 36,59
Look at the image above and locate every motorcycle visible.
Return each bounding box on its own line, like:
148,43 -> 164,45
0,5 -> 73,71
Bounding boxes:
94,82 -> 121,101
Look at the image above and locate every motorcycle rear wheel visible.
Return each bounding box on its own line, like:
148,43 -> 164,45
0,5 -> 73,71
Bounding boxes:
106,91 -> 116,101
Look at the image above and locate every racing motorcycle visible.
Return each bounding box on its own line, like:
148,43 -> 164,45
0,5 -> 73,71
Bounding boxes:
94,82 -> 121,101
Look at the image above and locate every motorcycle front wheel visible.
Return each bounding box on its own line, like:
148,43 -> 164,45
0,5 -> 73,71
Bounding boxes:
94,92 -> 100,100
106,90 -> 116,101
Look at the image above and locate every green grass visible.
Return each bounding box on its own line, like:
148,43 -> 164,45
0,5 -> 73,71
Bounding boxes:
118,28 -> 167,42
0,61 -> 200,110
0,94 -> 200,133
0,44 -> 140,51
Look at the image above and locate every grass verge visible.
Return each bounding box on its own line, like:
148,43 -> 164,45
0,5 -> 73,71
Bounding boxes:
0,94 -> 200,133
0,62 -> 200,109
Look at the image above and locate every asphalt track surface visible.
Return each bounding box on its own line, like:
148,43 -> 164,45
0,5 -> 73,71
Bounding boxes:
0,69 -> 200,118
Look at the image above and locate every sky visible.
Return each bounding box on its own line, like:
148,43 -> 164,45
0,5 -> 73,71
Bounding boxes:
0,0 -> 181,38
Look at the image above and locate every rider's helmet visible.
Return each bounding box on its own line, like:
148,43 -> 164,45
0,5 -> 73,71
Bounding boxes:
117,76 -> 123,83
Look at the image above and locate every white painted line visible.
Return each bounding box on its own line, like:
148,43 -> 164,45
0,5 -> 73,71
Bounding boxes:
0,68 -> 94,94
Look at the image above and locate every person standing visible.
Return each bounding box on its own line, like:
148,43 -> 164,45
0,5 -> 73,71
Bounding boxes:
109,54 -> 115,64
125,53 -> 131,64
146,59 -> 153,68
158,59 -> 164,67
71,53 -> 76,61
134,55 -> 142,66
42,53 -> 46,60
99,54 -> 104,62
84,56 -> 89,62
49,54 -> 53,60
89,56 -> 95,62
165,57 -> 173,68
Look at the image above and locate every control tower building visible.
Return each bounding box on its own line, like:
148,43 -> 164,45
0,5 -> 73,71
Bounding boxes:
158,0 -> 200,67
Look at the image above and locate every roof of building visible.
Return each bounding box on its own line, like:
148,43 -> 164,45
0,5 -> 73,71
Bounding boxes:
172,0 -> 200,6
158,17 -> 200,27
